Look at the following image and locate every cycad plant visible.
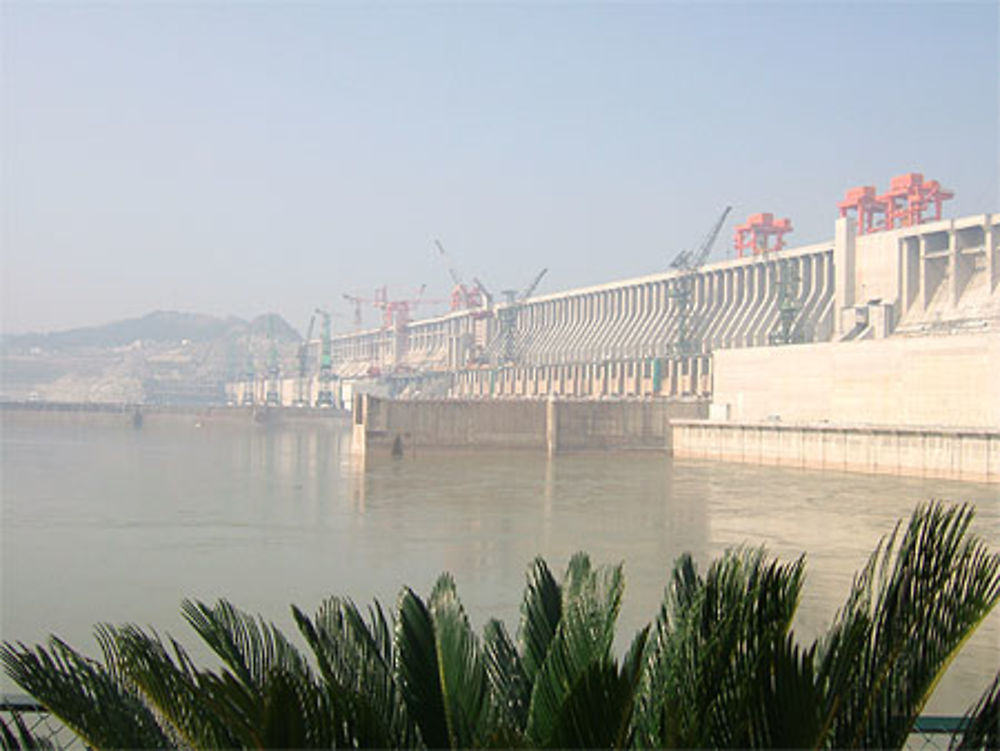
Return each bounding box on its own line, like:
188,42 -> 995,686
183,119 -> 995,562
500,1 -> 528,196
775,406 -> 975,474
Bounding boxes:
3,501 -> 999,749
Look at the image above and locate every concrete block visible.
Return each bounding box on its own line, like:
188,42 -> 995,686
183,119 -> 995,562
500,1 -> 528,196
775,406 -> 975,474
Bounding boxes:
870,430 -> 900,475
802,429 -> 824,470
823,430 -> 847,470
958,434 -> 990,483
844,430 -> 873,473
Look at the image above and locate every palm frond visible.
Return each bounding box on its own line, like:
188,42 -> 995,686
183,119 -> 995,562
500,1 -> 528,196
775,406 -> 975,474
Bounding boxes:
634,548 -> 808,748
0,712 -> 54,751
108,623 -> 241,748
0,637 -> 170,750
525,553 -> 624,747
292,597 -> 416,747
952,669 -> 1000,750
428,573 -> 493,748
819,501 -> 1000,749
483,617 -> 529,736
517,556 -> 562,690
395,585 -> 448,748
180,599 -> 310,693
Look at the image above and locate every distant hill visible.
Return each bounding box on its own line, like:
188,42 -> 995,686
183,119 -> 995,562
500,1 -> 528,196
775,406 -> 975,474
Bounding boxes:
2,311 -> 301,351
0,311 -> 303,404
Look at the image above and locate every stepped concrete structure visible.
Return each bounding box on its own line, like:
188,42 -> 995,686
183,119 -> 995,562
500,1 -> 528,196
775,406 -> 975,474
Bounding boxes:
318,212 -> 999,412
228,207 -> 1000,480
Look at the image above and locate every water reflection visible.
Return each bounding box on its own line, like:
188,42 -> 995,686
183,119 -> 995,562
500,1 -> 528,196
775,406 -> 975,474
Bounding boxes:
1,416 -> 997,713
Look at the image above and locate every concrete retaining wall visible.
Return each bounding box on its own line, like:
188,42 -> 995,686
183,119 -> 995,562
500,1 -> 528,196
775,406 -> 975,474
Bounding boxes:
673,419 -> 1000,483
353,396 -> 708,456
712,332 -> 1000,429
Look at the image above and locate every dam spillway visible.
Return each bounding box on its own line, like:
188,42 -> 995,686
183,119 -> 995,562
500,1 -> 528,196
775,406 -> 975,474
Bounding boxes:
306,212 -> 999,405
228,209 -> 999,438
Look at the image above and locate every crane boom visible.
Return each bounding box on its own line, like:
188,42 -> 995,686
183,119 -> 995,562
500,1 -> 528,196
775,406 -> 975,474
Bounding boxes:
692,205 -> 732,268
667,206 -> 732,356
434,239 -> 463,286
472,277 -> 493,306
521,268 -> 548,300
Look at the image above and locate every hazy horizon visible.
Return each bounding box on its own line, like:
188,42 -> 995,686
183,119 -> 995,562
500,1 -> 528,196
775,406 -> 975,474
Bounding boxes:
3,1 -> 998,336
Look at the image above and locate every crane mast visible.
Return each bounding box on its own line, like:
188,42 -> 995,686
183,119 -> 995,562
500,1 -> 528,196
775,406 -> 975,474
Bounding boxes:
315,308 -> 335,407
294,314 -> 316,407
666,206 -> 732,356
478,268 -> 547,365
264,315 -> 281,406
240,349 -> 255,406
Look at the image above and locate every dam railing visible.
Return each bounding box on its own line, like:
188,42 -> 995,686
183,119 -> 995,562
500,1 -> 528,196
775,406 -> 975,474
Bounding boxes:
0,694 -> 975,750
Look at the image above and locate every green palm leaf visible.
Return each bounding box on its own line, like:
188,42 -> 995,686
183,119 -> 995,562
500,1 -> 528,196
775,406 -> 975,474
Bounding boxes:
820,501 -> 1000,748
106,623 -> 242,748
0,711 -> 54,750
483,617 -> 529,736
395,585 -> 448,748
483,556 -> 561,737
953,670 -> 1000,750
292,597 -> 415,748
428,574 -> 492,747
180,599 -> 310,693
634,548 -> 807,748
525,553 -> 624,747
518,557 -> 562,689
394,575 -> 493,749
0,637 -> 170,750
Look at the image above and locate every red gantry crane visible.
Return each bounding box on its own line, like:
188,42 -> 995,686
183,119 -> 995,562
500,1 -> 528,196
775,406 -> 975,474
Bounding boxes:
733,212 -> 793,258
434,240 -> 485,311
838,172 -> 954,235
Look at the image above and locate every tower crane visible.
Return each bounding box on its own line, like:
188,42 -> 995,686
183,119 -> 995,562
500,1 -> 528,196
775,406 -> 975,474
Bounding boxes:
372,285 -> 447,329
342,294 -> 369,330
240,348 -> 256,406
434,240 -> 484,311
478,268 -> 548,365
293,313 -> 316,407
264,315 -> 282,406
471,277 -> 493,308
666,206 -> 732,356
314,308 -> 335,407
769,260 -> 801,345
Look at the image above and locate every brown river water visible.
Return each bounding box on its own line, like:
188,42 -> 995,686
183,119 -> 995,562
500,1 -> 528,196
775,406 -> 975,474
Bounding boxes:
1,413 -> 997,713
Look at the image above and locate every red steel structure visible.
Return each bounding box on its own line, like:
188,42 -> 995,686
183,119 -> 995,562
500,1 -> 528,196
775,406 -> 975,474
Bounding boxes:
373,286 -> 448,330
733,213 -> 793,258
878,173 -> 954,230
837,185 -> 887,235
838,173 -> 954,235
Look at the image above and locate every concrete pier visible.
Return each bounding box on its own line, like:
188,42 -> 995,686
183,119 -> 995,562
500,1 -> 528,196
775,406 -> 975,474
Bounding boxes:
673,420 -> 1000,484
352,394 -> 708,457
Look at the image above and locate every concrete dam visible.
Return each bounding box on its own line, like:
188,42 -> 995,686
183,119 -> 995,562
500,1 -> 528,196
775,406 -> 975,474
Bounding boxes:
229,180 -> 1000,481
317,209 -> 998,410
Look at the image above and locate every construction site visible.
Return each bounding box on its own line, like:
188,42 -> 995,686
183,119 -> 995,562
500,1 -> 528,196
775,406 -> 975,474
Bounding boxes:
226,173 -> 999,481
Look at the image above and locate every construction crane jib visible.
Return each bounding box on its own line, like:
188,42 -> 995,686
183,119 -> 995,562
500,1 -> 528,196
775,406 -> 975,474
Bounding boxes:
666,206 -> 732,356
434,239 -> 484,311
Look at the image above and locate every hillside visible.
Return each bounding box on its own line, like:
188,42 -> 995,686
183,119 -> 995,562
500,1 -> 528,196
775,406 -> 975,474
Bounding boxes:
0,311 -> 301,405
2,311 -> 300,350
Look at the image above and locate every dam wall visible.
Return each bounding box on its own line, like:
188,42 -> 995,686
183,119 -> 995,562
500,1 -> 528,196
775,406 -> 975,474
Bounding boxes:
672,420 -> 1000,484
712,332 -> 1000,429
323,212 -> 998,409
352,394 -> 707,456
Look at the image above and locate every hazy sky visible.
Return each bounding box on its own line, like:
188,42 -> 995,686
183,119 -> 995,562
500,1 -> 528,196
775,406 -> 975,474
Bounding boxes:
2,1 -> 997,335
